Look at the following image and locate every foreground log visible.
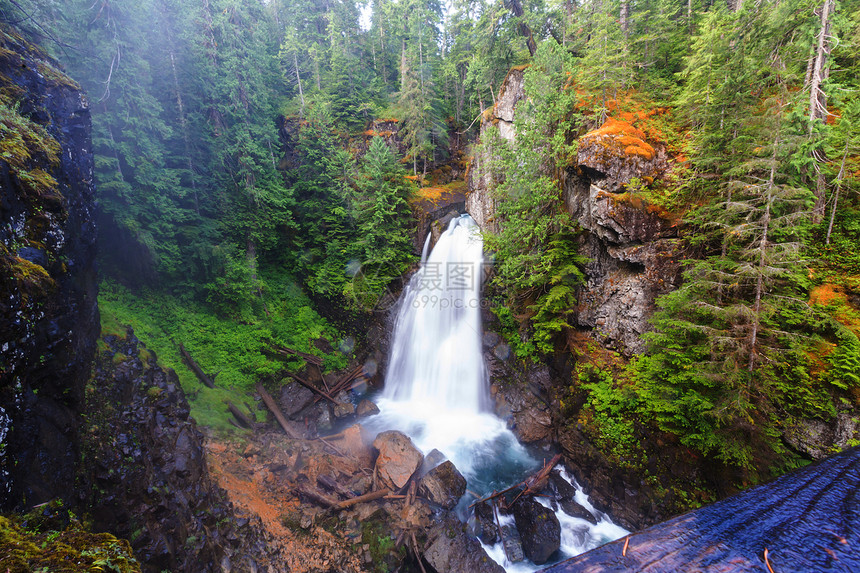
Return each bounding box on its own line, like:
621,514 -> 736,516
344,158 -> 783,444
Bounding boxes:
544,446 -> 860,572
178,343 -> 215,388
296,485 -> 338,508
256,381 -> 304,439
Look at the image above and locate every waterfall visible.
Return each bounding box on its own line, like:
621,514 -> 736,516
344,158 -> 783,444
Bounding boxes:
364,213 -> 627,571
384,215 -> 487,413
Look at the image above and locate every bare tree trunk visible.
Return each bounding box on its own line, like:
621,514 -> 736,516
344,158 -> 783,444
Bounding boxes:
808,0 -> 834,130
505,0 -> 537,56
620,0 -> 629,37
826,143 -> 850,245
294,52 -> 305,115
808,0 -> 835,221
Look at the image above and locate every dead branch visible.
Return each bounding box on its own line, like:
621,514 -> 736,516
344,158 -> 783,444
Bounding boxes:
289,373 -> 337,404
471,453 -> 562,508
296,485 -> 338,508
335,488 -> 391,509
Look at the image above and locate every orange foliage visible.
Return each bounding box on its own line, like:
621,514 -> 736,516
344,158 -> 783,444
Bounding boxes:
810,283 -> 843,306
584,118 -> 655,160
415,187 -> 447,204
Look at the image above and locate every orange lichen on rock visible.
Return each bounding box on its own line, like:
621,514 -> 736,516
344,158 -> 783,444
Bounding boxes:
584,118 -> 655,160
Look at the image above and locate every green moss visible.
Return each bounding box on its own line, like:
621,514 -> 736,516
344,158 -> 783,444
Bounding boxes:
111,352 -> 129,365
98,275 -> 344,436
359,520 -> 404,573
99,311 -> 129,339
0,513 -> 140,573
35,60 -> 81,91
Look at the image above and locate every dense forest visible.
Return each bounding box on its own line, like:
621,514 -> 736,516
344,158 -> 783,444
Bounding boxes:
3,0 -> 860,496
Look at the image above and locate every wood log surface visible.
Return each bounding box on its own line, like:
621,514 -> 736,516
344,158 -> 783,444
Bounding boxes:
542,447 -> 860,572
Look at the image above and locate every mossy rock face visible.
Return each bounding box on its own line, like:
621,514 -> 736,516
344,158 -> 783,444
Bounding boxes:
0,22 -> 98,510
0,507 -> 141,573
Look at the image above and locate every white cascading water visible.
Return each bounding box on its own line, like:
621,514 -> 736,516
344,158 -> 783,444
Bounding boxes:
364,214 -> 626,571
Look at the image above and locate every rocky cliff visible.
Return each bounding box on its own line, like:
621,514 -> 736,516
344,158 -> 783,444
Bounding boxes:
83,327 -> 273,572
0,26 -> 98,508
466,66 -> 681,356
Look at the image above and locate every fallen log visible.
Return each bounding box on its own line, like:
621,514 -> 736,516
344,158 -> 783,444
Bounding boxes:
266,346 -> 324,366
317,474 -> 355,500
255,381 -> 304,439
225,400 -> 255,430
335,488 -> 391,509
310,364 -> 365,405
470,453 -> 562,509
179,343 -> 215,388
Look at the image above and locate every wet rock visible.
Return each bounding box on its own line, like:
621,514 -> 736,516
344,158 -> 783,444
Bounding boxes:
418,461 -> 466,509
545,471 -> 597,524
471,502 -> 499,545
0,29 -> 98,509
372,430 -> 424,490
500,523 -> 524,563
513,408 -> 553,443
424,518 -> 506,573
482,331 -> 501,348
315,404 -> 333,432
419,448 -> 446,477
333,391 -> 355,418
356,399 -> 379,418
511,497 -> 561,565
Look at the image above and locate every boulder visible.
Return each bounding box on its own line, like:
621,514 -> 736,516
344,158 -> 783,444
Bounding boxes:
278,381 -> 315,418
470,502 -> 499,545
356,399 -> 380,418
417,461 -> 467,509
418,448 -> 446,477
500,523 -> 525,563
372,430 -> 424,490
511,497 -> 561,565
333,391 -> 355,418
424,519 -> 506,573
